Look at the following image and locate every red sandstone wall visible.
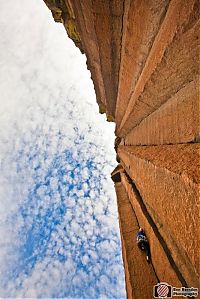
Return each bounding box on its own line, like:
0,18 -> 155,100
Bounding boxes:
124,78 -> 200,146
114,179 -> 158,298
120,172 -> 182,287
65,0 -> 124,120
117,0 -> 199,137
118,146 -> 200,287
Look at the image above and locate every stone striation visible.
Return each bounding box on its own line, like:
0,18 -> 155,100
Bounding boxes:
114,174 -> 158,298
118,144 -> 200,287
119,172 -> 182,288
123,78 -> 200,146
42,0 -> 200,298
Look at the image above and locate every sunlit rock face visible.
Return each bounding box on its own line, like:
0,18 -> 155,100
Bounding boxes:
43,0 -> 200,298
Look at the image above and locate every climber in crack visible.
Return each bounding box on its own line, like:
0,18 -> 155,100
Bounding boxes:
136,228 -> 151,263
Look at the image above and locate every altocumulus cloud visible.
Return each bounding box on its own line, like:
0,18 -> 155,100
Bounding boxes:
0,0 -> 126,298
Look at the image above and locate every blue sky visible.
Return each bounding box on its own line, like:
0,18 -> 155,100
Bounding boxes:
0,1 -> 125,298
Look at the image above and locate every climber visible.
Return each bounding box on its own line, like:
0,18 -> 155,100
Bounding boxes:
136,228 -> 151,263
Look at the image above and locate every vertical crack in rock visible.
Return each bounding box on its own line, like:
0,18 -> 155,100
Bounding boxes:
124,172 -> 189,288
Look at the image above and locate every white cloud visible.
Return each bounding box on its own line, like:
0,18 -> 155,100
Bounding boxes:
0,0 -> 126,298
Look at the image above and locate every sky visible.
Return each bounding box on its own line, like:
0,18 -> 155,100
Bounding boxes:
0,1 -> 126,298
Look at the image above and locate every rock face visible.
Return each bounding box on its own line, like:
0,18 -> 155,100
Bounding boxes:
42,0 -> 200,297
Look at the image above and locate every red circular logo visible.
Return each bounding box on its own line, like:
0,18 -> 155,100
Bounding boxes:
157,284 -> 169,297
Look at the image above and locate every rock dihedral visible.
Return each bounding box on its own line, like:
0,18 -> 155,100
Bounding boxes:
42,0 -> 200,298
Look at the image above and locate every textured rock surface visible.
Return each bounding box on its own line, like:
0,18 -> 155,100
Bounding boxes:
115,0 -> 169,128
114,179 -> 158,298
123,78 -> 200,145
118,0 -> 199,137
63,0 -> 108,113
120,172 -> 182,287
42,0 -> 200,297
63,0 -> 124,120
118,144 -> 200,287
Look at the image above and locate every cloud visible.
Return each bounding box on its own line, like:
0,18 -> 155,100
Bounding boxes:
0,1 -> 126,298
